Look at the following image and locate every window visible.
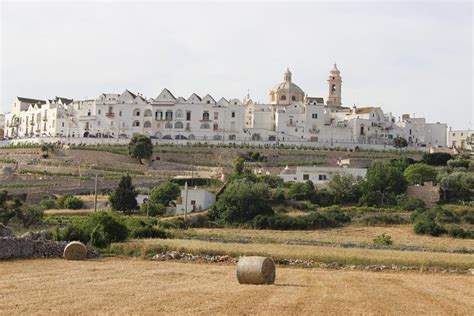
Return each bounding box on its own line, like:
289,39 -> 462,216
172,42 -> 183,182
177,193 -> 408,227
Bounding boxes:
312,113 -> 318,119
61,122 -> 65,127
231,111 -> 235,118
144,121 -> 151,128
119,111 -> 122,117
133,109 -> 140,116
176,109 -> 183,118
291,96 -> 296,101
165,111 -> 173,121
186,111 -> 191,121
155,111 -> 163,120
87,111 -> 91,116
280,95 -> 287,101
165,122 -> 172,129
303,174 -> 309,180
202,111 -> 210,121
213,123 -> 218,131
318,174 -> 327,181
98,110 -> 101,114
214,112 -> 218,120
132,121 -> 140,127
200,122 -> 210,129
174,121 -> 184,129
144,109 -> 152,117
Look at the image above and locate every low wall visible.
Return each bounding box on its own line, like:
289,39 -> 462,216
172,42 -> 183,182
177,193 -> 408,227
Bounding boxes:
0,237 -> 68,260
2,137 -> 429,152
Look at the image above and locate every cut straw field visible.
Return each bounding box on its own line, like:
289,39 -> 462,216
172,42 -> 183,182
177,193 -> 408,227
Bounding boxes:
0,258 -> 472,315
112,238 -> 474,270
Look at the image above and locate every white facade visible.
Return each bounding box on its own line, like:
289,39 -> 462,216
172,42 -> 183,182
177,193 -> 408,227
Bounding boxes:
448,129 -> 473,150
3,65 -> 447,148
279,166 -> 367,185
175,188 -> 216,215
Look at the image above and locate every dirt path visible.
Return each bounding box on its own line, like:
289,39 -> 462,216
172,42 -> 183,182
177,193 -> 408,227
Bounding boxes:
0,258 -> 472,315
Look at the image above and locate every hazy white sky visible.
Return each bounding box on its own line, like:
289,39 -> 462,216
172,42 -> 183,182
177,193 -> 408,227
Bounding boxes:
1,1 -> 472,129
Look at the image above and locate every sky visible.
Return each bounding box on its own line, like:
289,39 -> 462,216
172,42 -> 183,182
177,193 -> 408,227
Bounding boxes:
1,0 -> 472,129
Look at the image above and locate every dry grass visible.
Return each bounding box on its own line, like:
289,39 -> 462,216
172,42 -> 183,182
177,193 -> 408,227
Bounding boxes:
44,208 -> 97,216
112,238 -> 474,270
183,226 -> 474,251
0,258 -> 472,315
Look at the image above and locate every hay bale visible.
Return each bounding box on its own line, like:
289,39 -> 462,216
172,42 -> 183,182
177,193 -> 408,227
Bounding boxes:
63,241 -> 87,260
236,256 -> 275,285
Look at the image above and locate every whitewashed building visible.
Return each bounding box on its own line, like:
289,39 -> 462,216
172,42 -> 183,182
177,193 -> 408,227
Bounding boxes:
279,165 -> 367,185
448,128 -> 473,151
175,187 -> 216,215
3,65 -> 447,148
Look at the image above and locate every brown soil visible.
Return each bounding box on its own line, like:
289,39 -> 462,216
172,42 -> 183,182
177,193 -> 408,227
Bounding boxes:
0,258 -> 472,315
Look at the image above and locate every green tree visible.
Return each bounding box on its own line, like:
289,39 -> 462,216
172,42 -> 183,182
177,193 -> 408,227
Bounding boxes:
393,136 -> 408,148
209,180 -> 273,223
360,160 -> 407,206
109,175 -> 138,214
0,190 -> 22,225
288,181 -> 316,201
327,173 -> 363,204
148,181 -> 181,206
439,172 -> 474,202
233,157 -> 245,175
403,163 -> 438,185
422,152 -> 453,166
128,134 -> 153,164
16,205 -> 43,228
140,201 -> 166,217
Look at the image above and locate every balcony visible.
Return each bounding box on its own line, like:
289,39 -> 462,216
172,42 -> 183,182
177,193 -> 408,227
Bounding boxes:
78,115 -> 97,121
105,112 -> 115,118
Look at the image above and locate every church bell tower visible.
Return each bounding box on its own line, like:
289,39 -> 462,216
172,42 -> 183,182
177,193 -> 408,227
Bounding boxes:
327,63 -> 342,107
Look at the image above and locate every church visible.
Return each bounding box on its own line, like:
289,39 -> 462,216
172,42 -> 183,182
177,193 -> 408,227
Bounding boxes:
2,64 -> 447,149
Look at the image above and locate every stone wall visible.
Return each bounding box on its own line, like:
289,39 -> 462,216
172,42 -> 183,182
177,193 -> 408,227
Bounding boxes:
406,182 -> 440,208
0,237 -> 67,260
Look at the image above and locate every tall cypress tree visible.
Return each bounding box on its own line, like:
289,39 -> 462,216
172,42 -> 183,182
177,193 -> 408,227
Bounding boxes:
109,175 -> 138,214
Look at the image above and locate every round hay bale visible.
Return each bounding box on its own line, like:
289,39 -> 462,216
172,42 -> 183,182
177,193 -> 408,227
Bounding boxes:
63,241 -> 87,260
236,256 -> 275,285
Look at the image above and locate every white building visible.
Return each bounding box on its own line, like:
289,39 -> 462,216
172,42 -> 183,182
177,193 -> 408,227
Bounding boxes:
448,128 -> 473,151
175,187 -> 216,215
3,64 -> 447,148
279,165 -> 367,185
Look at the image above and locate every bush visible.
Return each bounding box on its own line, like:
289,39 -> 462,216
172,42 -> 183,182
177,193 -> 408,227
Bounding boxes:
398,196 -> 426,211
447,159 -> 470,169
422,153 -> 453,166
447,227 -> 473,239
129,226 -> 168,239
414,220 -> 446,236
62,196 -> 84,210
39,197 -> 57,210
148,182 -> 181,206
362,214 -> 407,226
159,217 -> 187,229
258,175 -> 284,188
59,212 -> 129,248
57,193 -> 73,208
288,181 -> 316,202
17,205 -> 44,228
252,211 -> 347,230
140,201 -> 166,217
373,233 -> 394,246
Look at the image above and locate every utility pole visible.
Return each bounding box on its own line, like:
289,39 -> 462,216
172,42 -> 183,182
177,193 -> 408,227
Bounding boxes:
93,173 -> 98,212
184,181 -> 188,222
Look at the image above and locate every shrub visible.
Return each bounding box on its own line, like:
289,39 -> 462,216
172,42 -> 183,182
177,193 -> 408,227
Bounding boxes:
129,226 -> 168,239
398,196 -> 426,211
148,181 -> 180,206
271,188 -> 286,203
62,196 -> 84,210
258,175 -> 284,188
447,227 -> 473,239
16,205 -> 44,228
373,233 -> 393,246
414,220 -> 446,236
447,159 -> 470,169
140,201 -> 166,217
159,217 -> 187,229
362,214 -> 407,226
252,211 -> 346,230
288,181 -> 316,202
60,223 -> 90,244
39,197 -> 57,210
57,193 -> 73,208
422,153 -> 452,166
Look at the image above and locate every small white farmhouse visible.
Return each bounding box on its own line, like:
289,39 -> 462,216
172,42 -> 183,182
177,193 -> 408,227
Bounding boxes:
175,187 -> 216,215
279,165 -> 367,185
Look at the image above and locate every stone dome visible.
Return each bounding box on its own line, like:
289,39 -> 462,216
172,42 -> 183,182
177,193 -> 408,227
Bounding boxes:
269,68 -> 305,105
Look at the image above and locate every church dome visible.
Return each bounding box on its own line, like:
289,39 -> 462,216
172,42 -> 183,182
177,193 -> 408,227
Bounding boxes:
269,68 -> 305,104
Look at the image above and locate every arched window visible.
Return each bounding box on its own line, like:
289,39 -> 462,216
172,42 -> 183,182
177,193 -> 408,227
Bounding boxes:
213,135 -> 222,140
174,121 -> 184,129
165,122 -> 172,129
252,133 -> 261,141
132,120 -> 140,127
202,112 -> 210,121
144,121 -> 151,128
268,135 -> 276,141
213,123 -> 218,131
133,109 -> 140,116
228,134 -> 236,141
200,122 -> 210,129
280,95 -> 286,101
291,95 -> 296,101
176,109 -> 183,118
188,134 -> 196,140
144,109 -> 152,117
